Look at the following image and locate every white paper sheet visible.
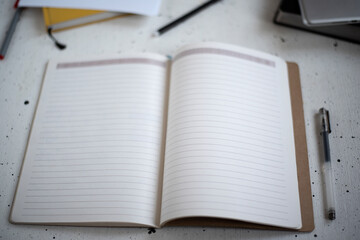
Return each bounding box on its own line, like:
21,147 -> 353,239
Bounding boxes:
19,0 -> 162,16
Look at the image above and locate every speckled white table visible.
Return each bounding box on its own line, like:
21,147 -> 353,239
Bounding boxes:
1,0 -> 359,239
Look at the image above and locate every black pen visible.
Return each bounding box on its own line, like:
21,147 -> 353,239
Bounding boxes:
319,108 -> 336,220
152,0 -> 222,37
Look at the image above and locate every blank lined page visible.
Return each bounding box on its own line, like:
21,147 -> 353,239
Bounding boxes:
11,54 -> 169,227
160,43 -> 301,229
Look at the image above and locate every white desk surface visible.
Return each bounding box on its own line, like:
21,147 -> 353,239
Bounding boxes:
0,0 -> 359,239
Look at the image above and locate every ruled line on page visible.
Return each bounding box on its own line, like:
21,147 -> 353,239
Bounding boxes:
168,103 -> 280,122
21,213 -> 154,218
41,122 -> 159,129
35,151 -> 160,157
32,162 -> 158,168
44,106 -> 164,116
161,186 -> 287,202
39,128 -> 161,135
26,188 -> 157,193
165,126 -> 282,142
28,181 -> 158,186
30,174 -> 158,180
31,168 -> 158,174
32,164 -> 155,168
37,132 -> 162,139
169,76 -> 278,98
165,137 -> 282,152
43,103 -> 163,114
25,192 -> 156,198
43,108 -> 164,119
165,131 -> 282,148
162,200 -> 288,214
52,72 -> 164,85
33,156 -> 158,162
170,87 -> 279,109
49,81 -> 164,94
165,143 -> 283,160
23,207 -> 155,212
24,200 -> 154,205
163,167 -> 284,182
168,92 -> 280,114
163,156 -> 284,171
168,94 -> 281,115
162,181 -> 286,198
46,99 -> 164,108
163,173 -> 286,190
36,144 -> 160,151
47,92 -> 165,104
169,80 -> 278,102
167,118 -> 281,136
164,160 -> 284,175
26,187 -> 156,191
41,117 -> 163,125
165,149 -> 283,164
47,91 -> 164,103
171,66 -> 276,86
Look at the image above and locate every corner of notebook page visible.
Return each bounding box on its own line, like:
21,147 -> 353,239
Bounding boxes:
8,206 -> 26,225
287,219 -> 302,230
9,200 -> 20,224
45,59 -> 58,72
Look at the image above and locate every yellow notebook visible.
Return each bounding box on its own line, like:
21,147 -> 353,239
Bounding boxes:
43,8 -> 130,32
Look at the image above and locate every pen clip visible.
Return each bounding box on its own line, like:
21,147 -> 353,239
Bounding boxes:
326,110 -> 331,133
320,108 -> 331,133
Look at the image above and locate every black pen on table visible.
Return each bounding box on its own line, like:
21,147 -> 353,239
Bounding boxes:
152,0 -> 222,37
0,0 -> 23,60
319,108 -> 336,220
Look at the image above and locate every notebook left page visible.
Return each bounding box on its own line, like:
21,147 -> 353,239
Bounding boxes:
10,54 -> 169,227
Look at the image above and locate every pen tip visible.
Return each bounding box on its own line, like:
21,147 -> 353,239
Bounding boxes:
0,55 -> 4,60
152,31 -> 160,38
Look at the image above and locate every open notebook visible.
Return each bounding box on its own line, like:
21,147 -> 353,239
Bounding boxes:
10,42 -> 314,231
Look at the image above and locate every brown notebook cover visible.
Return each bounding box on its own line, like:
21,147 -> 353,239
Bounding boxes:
163,62 -> 314,232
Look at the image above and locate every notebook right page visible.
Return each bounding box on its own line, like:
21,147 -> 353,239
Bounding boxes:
161,43 -> 301,229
